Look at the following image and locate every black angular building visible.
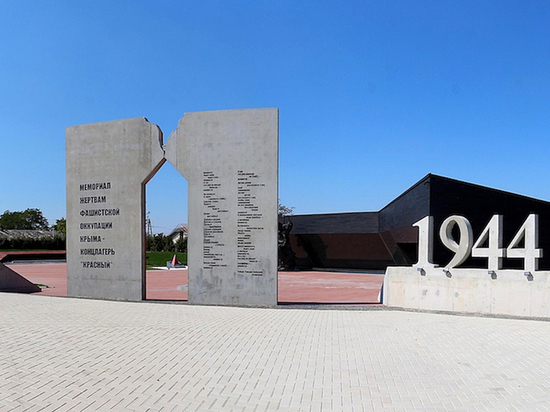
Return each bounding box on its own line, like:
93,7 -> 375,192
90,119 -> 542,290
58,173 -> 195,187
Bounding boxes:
287,174 -> 550,271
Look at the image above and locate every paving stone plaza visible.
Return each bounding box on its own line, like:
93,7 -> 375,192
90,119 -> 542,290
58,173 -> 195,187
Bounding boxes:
2,292 -> 550,411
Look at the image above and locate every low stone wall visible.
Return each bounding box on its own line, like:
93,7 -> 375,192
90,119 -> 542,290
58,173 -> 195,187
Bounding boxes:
384,266 -> 550,318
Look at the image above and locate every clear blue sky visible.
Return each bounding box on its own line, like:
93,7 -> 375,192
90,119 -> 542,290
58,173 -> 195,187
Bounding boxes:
1,1 -> 549,233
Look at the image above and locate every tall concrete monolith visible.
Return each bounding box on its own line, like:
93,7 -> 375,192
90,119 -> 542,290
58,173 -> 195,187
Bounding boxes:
165,109 -> 279,306
66,118 -> 165,301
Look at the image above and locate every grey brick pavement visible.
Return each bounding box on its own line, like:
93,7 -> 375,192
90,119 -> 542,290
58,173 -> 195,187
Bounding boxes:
1,293 -> 550,411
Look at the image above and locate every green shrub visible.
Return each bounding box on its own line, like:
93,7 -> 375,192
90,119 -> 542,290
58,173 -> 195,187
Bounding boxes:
0,234 -> 65,250
146,233 -> 187,253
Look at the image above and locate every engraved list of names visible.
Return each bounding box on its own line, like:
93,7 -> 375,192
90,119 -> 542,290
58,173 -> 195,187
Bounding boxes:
237,170 -> 265,276
202,171 -> 228,269
201,170 -> 267,276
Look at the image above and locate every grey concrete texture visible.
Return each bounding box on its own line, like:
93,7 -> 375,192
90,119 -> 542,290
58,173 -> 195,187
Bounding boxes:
385,266 -> 550,318
0,263 -> 40,293
66,110 -> 278,305
3,293 -> 550,411
165,109 -> 279,306
66,118 -> 165,301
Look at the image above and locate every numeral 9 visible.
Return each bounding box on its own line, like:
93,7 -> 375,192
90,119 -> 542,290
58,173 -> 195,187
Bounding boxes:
439,215 -> 474,269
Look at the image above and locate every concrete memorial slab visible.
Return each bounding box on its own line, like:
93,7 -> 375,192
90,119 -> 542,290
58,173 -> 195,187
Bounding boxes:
66,118 -> 165,301
66,110 -> 278,305
165,109 -> 278,306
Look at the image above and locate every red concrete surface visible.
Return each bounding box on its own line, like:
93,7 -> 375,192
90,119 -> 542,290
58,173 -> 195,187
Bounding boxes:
146,269 -> 188,300
7,263 -> 68,297
278,271 -> 383,304
5,263 -> 384,305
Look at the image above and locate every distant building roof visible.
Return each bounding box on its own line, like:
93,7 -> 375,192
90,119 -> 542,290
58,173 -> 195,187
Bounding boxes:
168,224 -> 188,238
0,230 -> 59,240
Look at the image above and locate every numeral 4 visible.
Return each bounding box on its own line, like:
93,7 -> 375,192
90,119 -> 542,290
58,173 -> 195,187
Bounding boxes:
507,214 -> 543,272
471,215 -> 505,270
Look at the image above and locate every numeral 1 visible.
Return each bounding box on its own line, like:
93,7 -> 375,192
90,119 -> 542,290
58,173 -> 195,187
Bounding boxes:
413,216 -> 434,268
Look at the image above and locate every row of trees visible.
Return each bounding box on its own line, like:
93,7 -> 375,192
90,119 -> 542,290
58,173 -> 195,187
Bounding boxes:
0,233 -> 186,252
0,209 -> 65,250
0,235 -> 65,250
1,209 -> 187,252
146,233 -> 187,252
0,233 -> 185,252
2,199 -> 294,252
0,209 -> 49,230
0,209 -> 66,233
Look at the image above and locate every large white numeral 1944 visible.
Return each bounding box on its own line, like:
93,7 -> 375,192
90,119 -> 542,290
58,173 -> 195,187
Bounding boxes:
414,214 -> 543,272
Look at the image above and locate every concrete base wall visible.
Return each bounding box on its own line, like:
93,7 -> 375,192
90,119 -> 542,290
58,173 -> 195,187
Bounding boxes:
384,266 -> 550,318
